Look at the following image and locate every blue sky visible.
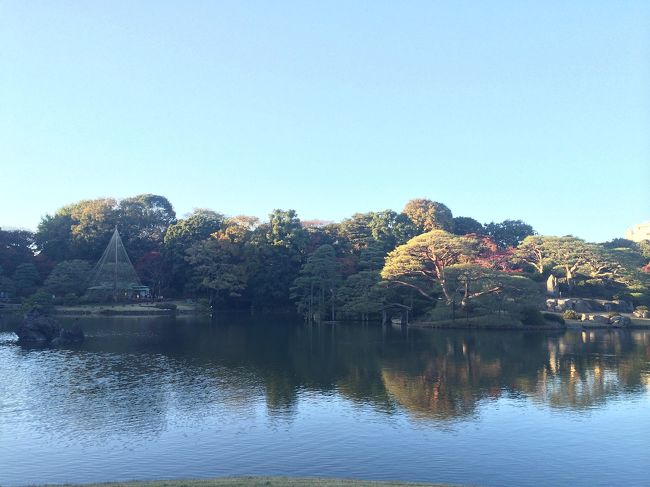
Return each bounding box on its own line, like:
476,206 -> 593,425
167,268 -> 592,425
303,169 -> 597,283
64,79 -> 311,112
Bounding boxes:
1,1 -> 648,242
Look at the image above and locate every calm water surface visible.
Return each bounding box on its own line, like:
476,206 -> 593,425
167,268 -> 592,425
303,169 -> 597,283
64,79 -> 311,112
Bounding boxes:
1,314 -> 649,486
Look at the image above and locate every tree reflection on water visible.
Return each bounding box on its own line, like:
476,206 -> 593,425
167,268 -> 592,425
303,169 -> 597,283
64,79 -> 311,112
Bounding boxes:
1,314 -> 649,432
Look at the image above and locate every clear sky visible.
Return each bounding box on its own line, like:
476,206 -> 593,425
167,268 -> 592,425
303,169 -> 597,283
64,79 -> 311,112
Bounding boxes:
1,1 -> 648,242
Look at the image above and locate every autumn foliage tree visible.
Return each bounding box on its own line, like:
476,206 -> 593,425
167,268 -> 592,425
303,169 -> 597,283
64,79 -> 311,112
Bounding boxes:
402,199 -> 454,233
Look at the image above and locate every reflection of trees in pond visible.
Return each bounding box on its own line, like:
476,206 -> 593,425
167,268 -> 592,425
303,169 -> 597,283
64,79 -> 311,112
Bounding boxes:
529,330 -> 650,409
7,316 -> 649,432
379,331 -> 505,422
380,329 -> 650,421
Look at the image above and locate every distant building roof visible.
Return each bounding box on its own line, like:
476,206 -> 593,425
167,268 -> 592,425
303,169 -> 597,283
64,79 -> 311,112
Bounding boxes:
625,221 -> 650,242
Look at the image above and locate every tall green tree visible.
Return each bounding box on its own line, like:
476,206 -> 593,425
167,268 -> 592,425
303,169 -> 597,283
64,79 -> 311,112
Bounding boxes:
339,213 -> 374,251
0,265 -> 16,299
0,228 -> 35,275
163,209 -> 224,294
484,219 -> 535,249
185,234 -> 249,309
12,263 -> 41,297
291,244 -> 343,321
338,271 -> 385,321
249,209 -> 309,308
35,213 -> 75,261
452,217 -> 484,236
402,199 -> 454,233
264,209 -> 309,252
117,194 -> 176,260
44,260 -> 92,296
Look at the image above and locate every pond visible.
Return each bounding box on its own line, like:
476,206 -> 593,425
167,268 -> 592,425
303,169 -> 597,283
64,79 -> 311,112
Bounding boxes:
1,314 -> 649,487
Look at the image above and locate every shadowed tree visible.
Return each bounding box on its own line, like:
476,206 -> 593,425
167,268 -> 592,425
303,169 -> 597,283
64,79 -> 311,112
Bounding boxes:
44,260 -> 92,296
484,219 -> 535,249
163,209 -> 224,294
117,194 -> 176,261
291,244 -> 343,321
452,217 -> 485,236
249,209 -> 309,309
0,228 -> 36,275
185,235 -> 249,310
12,263 -> 41,297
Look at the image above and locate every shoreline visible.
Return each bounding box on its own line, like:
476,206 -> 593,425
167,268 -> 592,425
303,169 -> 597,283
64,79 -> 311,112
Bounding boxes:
3,303 -> 649,329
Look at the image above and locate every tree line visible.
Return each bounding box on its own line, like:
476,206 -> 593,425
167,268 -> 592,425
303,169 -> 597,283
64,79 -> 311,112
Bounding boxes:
1,194 -> 648,321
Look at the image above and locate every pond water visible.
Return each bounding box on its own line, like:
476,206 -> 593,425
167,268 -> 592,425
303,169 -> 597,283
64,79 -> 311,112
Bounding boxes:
0,314 -> 649,487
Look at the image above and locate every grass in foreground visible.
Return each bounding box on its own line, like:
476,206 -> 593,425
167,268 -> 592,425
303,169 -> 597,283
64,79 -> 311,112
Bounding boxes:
48,477 -> 455,487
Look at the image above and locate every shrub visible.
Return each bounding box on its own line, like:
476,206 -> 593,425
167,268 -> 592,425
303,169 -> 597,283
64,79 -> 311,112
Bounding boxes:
21,291 -> 55,314
154,302 -> 177,311
63,293 -> 81,306
520,306 -> 546,326
79,294 -> 101,304
563,310 -> 580,320
636,305 -> 649,311
543,312 -> 565,325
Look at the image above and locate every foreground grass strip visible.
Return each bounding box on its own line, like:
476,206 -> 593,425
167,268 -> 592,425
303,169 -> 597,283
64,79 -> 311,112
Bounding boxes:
47,477 -> 456,487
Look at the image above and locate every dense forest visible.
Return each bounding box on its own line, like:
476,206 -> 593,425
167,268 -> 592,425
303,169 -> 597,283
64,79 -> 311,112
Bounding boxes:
1,194 -> 649,321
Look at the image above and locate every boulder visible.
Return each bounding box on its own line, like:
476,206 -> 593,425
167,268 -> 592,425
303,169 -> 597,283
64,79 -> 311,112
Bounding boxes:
557,299 -> 593,313
610,315 -> 631,327
546,274 -> 559,297
602,300 -> 634,313
16,312 -> 84,345
590,314 -> 609,324
546,300 -> 556,311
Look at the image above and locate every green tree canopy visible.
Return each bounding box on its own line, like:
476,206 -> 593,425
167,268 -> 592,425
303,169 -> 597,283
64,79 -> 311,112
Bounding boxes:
12,262 -> 41,297
291,244 -> 343,321
185,234 -> 249,307
44,259 -> 92,296
381,230 -> 479,304
452,217 -> 484,236
484,219 -> 535,249
402,199 -> 454,233
0,228 -> 36,275
36,195 -> 176,262
163,209 -> 225,294
116,194 -> 176,260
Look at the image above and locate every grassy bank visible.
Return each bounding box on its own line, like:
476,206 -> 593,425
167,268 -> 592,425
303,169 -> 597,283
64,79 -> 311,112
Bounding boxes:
46,477 -> 453,487
52,301 -> 205,317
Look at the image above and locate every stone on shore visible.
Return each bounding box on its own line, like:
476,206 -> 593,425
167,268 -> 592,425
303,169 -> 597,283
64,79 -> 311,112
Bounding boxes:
609,315 -> 631,327
16,312 -> 84,345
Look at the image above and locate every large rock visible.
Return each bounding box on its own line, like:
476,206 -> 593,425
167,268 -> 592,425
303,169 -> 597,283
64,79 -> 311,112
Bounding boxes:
546,274 -> 559,297
556,298 -> 593,313
16,312 -> 84,345
633,309 -> 650,319
590,314 -> 609,324
602,300 -> 633,313
609,315 -> 631,327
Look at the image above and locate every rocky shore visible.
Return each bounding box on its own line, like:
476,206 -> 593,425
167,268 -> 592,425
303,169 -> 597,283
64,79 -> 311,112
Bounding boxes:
16,311 -> 84,345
